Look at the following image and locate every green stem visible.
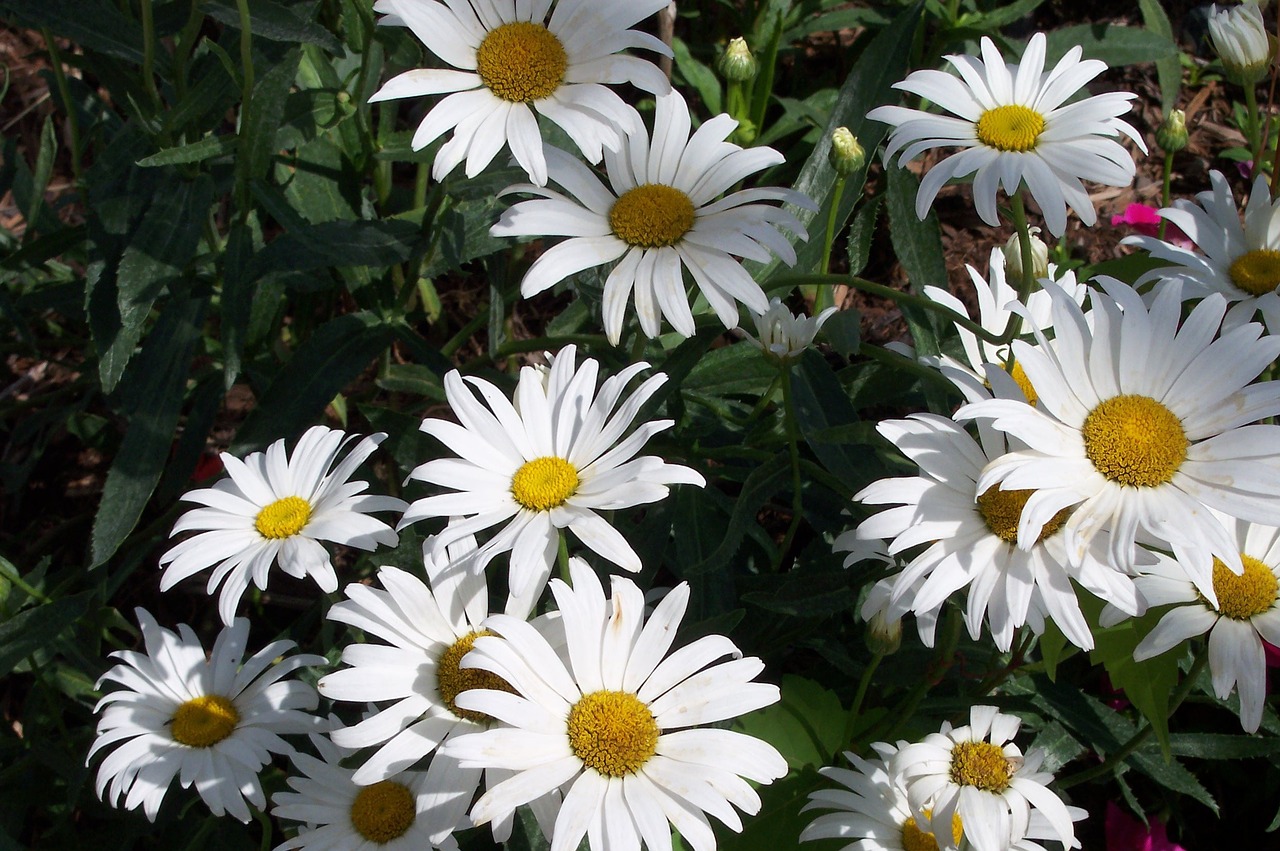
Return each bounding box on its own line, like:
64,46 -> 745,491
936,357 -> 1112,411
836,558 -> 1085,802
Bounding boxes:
1056,651 -> 1209,790
41,29 -> 82,183
235,0 -> 254,104
171,0 -> 203,105
773,363 -> 805,571
1157,151 -> 1174,241
1245,83 -> 1264,177
629,329 -> 648,362
413,162 -> 429,210
1002,193 -> 1038,368
4,569 -> 52,604
817,176 -> 847,296
870,609 -> 963,744
843,651 -> 884,745
557,532 -> 571,584
139,0 -> 163,111
858,342 -> 958,392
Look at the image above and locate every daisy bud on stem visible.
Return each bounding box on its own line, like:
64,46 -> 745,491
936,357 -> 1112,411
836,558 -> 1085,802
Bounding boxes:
719,36 -> 758,83
816,128 -> 864,309
1001,227 -> 1049,283
720,37 -> 759,144
1155,109 -> 1189,236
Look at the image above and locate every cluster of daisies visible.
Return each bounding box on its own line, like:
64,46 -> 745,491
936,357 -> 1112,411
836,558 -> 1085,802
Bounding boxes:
86,3 -> 1280,851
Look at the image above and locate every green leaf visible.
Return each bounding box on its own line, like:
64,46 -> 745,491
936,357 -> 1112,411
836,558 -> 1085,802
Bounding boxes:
718,767 -> 829,851
735,674 -> 846,771
136,135 -> 237,167
91,293 -> 205,567
221,212 -> 263,384
1044,24 -> 1178,68
791,349 -> 868,484
0,593 -> 93,678
964,0 -> 1048,30
846,196 -> 881,278
741,571 -> 859,617
23,116 -> 57,241
0,0 -> 144,63
671,38 -> 722,116
1139,0 -> 1181,115
885,165 -> 947,357
679,453 -> 791,576
231,311 -> 395,452
203,0 -> 342,53
248,220 -> 421,287
235,48 -> 302,208
755,2 -> 922,283
683,345 -> 777,398
1166,733 -> 1280,760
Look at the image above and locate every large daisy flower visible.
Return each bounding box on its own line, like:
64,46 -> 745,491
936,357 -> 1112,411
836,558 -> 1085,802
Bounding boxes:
370,0 -> 671,186
1112,512 -> 1280,733
441,558 -> 787,851
88,609 -> 323,822
957,278 -> 1280,603
491,90 -> 815,344
867,32 -> 1145,236
1125,170 -> 1280,334
855,413 -> 1140,652
317,536 -> 536,845
400,345 -> 704,599
158,426 -> 406,625
801,743 -> 1083,851
273,723 -> 459,850
893,706 -> 1077,851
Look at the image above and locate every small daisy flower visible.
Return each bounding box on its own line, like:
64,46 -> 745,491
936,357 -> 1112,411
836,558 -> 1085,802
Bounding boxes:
802,744 -> 1083,851
867,32 -> 1145,236
893,706 -> 1078,851
491,90 -> 816,344
400,345 -> 705,599
855,413 -> 1140,652
441,558 -> 787,851
317,536 -> 534,845
742,297 -> 838,363
273,724 -> 459,850
957,278 -> 1280,603
1125,170 -> 1280,335
370,0 -> 671,186
88,609 -> 323,822
1209,1 -> 1275,85
835,532 -> 939,650
1118,513 -> 1280,733
159,426 -> 406,625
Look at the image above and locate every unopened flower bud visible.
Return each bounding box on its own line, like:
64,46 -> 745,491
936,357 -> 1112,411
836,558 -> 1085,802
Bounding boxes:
718,37 -> 758,83
829,127 -> 866,176
1003,228 -> 1050,282
1155,109 -> 1188,154
1209,2 -> 1276,86
865,609 -> 902,656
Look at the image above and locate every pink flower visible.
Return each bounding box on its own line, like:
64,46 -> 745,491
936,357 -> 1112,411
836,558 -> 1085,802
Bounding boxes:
1106,802 -> 1186,851
1111,203 -> 1193,249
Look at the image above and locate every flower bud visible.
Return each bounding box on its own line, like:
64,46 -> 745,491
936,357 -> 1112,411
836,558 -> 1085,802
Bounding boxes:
828,127 -> 866,176
718,37 -> 758,83
865,609 -> 902,656
1209,2 -> 1276,86
1003,228 -> 1049,282
1155,109 -> 1188,154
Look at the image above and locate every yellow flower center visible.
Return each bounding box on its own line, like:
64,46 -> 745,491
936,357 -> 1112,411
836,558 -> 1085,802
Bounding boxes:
1010,361 -> 1038,406
254,495 -> 312,539
976,485 -> 1069,545
475,21 -> 567,103
975,104 -> 1046,152
1228,248 -> 1280,296
1081,395 -> 1188,487
901,809 -> 965,851
435,630 -> 516,723
170,695 -> 239,748
1211,554 -> 1279,620
511,456 -> 580,511
609,184 -> 697,248
349,780 -> 416,844
949,740 -> 1012,793
566,690 -> 659,777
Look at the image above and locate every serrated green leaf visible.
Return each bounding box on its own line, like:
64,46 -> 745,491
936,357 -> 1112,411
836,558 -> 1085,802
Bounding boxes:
735,675 -> 846,771
235,48 -> 302,208
846,196 -> 881,278
1166,733 -> 1280,760
231,311 -> 394,452
0,593 -> 93,678
203,0 -> 342,53
136,135 -> 237,167
683,344 -> 778,397
791,348 -> 868,484
741,571 -> 858,617
755,2 -> 921,284
91,293 -> 205,566
967,0 -> 1047,29
1044,24 -> 1178,68
679,453 -> 790,576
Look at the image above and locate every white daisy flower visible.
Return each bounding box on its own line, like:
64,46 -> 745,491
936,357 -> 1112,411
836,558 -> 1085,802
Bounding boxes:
317,536 -> 536,845
957,278 -> 1280,603
801,744 -> 1083,851
88,608 -> 323,822
441,558 -> 787,851
273,724 -> 459,850
742,297 -> 838,363
370,0 -> 671,186
1208,1 -> 1274,85
1115,512 -> 1280,733
1124,170 -> 1280,335
855,413 -> 1140,652
921,244 -> 1086,404
490,90 -> 816,344
867,32 -> 1145,236
158,426 -> 406,625
400,345 -> 705,599
893,706 -> 1078,851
